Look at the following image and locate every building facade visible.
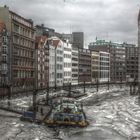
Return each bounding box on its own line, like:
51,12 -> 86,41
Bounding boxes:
110,44 -> 126,82
125,46 -> 138,82
91,51 -> 100,82
71,46 -> 79,85
35,36 -> 49,89
48,40 -> 55,87
63,40 -> 72,84
99,51 -> 110,82
55,39 -> 64,87
61,33 -> 72,44
72,32 -> 84,49
48,37 -> 64,87
0,6 -> 35,93
89,40 -> 126,82
78,49 -> 91,83
0,22 -> 10,95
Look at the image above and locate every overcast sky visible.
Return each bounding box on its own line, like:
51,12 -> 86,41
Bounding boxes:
0,0 -> 139,46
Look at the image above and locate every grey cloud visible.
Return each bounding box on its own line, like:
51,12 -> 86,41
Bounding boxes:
0,0 -> 139,45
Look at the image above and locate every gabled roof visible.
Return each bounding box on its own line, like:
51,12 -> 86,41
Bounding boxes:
51,40 -> 60,47
48,36 -> 61,48
35,36 -> 48,43
35,36 -> 48,49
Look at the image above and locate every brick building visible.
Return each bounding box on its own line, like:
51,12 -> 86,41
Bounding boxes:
0,6 -> 35,94
0,22 -> 10,95
35,36 -> 49,89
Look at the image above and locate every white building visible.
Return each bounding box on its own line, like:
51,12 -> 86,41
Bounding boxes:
56,39 -> 63,87
48,42 -> 55,87
71,47 -> 78,85
91,51 -> 100,83
63,40 -> 72,84
99,51 -> 110,82
48,37 -> 64,88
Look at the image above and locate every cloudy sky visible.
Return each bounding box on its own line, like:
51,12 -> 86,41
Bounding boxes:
0,0 -> 139,46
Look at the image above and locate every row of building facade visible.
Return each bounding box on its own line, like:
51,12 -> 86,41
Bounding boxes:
0,6 -> 139,95
89,40 -> 138,82
30,36 -> 139,90
35,36 -> 111,90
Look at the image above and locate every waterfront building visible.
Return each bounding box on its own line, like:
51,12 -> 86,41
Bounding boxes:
0,22 -> 10,95
99,51 -> 110,82
0,6 -> 35,93
125,46 -> 138,82
91,51 -> 100,82
78,49 -> 91,83
71,46 -> 79,85
89,39 -> 126,82
48,37 -> 64,87
35,36 -> 49,89
63,40 -> 72,84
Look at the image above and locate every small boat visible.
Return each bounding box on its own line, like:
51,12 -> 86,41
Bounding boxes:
44,97 -> 88,127
20,111 -> 34,122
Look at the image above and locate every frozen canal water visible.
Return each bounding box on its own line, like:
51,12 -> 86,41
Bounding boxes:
0,87 -> 140,140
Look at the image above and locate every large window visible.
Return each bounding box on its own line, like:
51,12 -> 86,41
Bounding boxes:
13,24 -> 19,33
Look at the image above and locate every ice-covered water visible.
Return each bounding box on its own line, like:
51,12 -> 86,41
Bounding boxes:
0,86 -> 140,140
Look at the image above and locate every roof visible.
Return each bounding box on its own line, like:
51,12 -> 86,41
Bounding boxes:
51,40 -> 60,47
9,10 -> 33,25
35,36 -> 48,43
48,37 -> 61,48
35,36 -> 48,49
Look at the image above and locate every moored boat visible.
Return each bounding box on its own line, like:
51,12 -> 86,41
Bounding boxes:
44,97 -> 88,127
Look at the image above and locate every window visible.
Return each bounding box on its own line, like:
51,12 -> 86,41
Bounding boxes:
31,71 -> 34,77
1,63 -> 8,71
2,45 -> 7,54
13,24 -> 19,33
2,55 -> 7,62
2,36 -> 7,43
